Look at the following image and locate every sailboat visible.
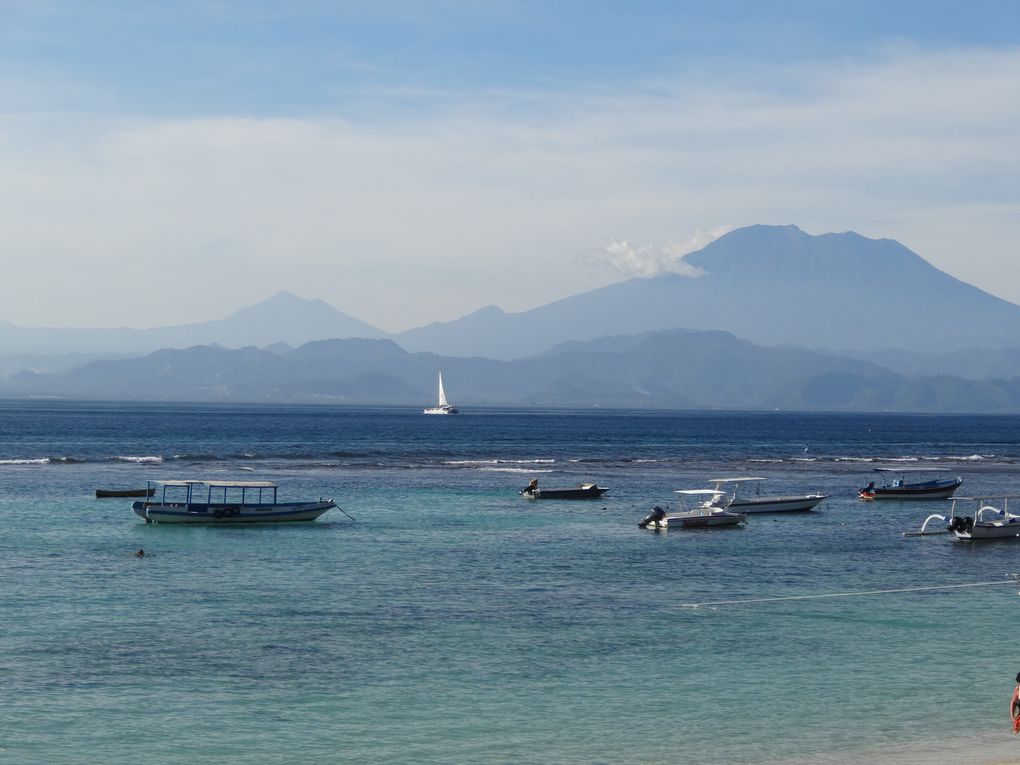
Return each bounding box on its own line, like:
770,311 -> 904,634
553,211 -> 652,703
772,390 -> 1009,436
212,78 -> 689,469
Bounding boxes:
423,372 -> 459,415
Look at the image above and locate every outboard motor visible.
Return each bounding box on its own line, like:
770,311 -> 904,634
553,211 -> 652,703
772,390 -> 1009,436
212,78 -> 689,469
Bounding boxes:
949,516 -> 974,534
639,506 -> 666,529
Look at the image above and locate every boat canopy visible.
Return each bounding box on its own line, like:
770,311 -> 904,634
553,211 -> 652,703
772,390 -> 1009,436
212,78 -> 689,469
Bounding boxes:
675,489 -> 726,496
151,479 -> 278,488
709,476 -> 766,483
872,467 -> 947,474
952,496 -> 1020,503
145,479 -> 280,506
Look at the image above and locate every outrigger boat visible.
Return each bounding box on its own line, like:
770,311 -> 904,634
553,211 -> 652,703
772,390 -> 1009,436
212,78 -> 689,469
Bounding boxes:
132,480 -> 336,524
906,496 -> 1020,541
638,490 -> 746,530
707,476 -> 827,513
859,467 -> 962,500
520,479 -> 608,500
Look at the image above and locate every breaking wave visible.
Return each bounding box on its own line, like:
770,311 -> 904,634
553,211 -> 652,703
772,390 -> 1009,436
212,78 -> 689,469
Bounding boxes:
480,467 -> 554,474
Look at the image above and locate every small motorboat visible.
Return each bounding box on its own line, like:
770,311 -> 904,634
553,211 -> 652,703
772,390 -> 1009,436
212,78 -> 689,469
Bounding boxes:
906,496 -> 1020,541
132,480 -> 336,524
96,487 -> 156,498
638,490 -> 746,530
520,479 -> 608,500
707,476 -> 827,513
859,467 -> 962,500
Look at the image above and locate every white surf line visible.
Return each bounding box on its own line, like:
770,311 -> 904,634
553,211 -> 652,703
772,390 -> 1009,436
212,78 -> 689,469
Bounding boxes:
682,576 -> 1020,608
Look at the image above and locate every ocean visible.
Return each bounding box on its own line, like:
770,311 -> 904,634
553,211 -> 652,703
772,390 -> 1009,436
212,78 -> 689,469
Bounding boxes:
2,400 -> 1020,764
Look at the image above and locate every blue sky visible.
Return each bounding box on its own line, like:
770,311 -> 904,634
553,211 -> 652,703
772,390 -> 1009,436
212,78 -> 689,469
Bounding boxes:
2,1 -> 1019,330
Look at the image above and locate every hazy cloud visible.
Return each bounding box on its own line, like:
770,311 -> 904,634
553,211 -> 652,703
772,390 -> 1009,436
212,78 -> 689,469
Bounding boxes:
599,229 -> 732,277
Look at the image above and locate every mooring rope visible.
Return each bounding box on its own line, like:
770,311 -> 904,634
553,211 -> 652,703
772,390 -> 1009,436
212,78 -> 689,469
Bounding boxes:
681,574 -> 1020,608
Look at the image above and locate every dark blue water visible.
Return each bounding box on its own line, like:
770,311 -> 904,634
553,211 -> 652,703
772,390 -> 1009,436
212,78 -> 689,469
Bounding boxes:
2,401 -> 1020,764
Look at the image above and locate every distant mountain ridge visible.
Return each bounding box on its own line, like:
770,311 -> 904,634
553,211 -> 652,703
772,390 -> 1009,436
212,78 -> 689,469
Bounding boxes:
5,224 -> 1020,396
395,225 -> 1020,359
10,329 -> 1020,413
0,291 -> 386,355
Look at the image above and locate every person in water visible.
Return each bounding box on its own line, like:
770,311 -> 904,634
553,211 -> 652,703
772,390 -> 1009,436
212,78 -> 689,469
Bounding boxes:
1011,672 -> 1020,734
134,549 -> 145,558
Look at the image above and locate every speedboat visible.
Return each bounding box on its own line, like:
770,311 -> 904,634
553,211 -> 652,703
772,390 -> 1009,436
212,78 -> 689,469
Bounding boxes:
707,476 -> 826,513
132,480 -> 336,524
520,479 -> 608,500
638,490 -> 746,530
859,467 -> 962,500
423,371 -> 459,414
906,496 -> 1020,541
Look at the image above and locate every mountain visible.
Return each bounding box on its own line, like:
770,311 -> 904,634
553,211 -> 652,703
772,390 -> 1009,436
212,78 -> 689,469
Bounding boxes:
395,225 -> 1020,359
0,291 -> 386,355
10,328 -> 1020,412
841,346 -> 1020,381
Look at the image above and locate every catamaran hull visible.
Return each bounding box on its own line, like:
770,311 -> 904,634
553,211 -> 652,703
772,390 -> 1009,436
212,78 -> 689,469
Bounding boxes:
132,501 -> 335,524
727,494 -> 827,513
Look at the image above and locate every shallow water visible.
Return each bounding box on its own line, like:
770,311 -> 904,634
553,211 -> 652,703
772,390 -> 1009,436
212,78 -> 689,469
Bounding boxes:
2,401 -> 1020,764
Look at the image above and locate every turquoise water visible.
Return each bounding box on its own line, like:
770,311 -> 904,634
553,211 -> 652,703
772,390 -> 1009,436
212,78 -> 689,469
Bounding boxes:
2,402 -> 1020,764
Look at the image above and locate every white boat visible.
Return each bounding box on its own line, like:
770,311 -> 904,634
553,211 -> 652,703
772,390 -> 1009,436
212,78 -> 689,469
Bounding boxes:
906,496 -> 1020,541
638,490 -> 746,530
423,372 -> 458,415
859,467 -> 962,500
707,476 -> 827,513
132,480 -> 336,524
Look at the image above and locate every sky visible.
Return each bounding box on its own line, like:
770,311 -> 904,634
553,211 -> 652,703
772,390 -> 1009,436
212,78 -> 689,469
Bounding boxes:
2,1 -> 1019,332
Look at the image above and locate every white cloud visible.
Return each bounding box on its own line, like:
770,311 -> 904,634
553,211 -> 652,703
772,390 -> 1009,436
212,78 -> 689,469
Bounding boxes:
598,229 -> 732,277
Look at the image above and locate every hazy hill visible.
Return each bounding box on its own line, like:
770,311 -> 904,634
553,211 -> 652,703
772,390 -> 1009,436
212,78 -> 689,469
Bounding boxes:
395,225 -> 1020,359
9,328 -> 1020,412
0,291 -> 386,355
843,346 -> 1020,381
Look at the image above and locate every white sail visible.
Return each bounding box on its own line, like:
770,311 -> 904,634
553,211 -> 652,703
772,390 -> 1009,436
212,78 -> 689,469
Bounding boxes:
437,372 -> 449,407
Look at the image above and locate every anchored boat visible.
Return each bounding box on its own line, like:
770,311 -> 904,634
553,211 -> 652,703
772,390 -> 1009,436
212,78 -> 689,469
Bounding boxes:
520,479 -> 608,500
132,480 -> 336,524
96,487 -> 155,498
859,467 -> 962,500
638,489 -> 746,530
907,496 -> 1020,541
707,476 -> 827,513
